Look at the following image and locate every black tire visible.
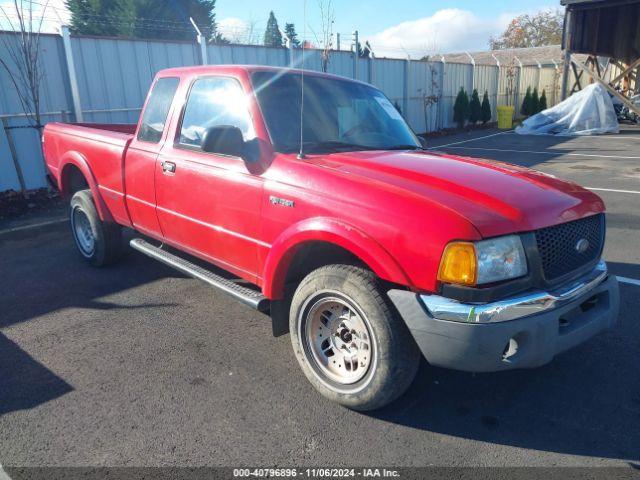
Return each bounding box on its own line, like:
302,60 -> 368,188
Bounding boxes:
69,189 -> 122,267
289,264 -> 420,411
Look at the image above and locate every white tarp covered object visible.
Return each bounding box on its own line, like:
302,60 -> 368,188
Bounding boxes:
516,83 -> 619,136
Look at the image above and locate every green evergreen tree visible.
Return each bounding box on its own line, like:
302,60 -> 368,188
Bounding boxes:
284,23 -> 300,47
539,89 -> 547,111
453,87 -> 470,129
481,90 -> 492,124
264,11 -> 283,47
65,0 -> 223,42
116,0 -> 137,37
531,87 -> 540,114
65,0 -> 123,36
211,33 -> 230,44
136,0 -> 220,42
521,87 -> 532,116
469,88 -> 482,124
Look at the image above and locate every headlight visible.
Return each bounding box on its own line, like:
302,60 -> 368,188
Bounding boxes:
475,235 -> 527,284
438,235 -> 527,286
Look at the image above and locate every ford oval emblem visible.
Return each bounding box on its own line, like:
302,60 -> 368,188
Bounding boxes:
575,238 -> 590,253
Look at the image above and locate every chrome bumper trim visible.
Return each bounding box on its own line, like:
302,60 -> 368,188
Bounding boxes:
421,260 -> 608,324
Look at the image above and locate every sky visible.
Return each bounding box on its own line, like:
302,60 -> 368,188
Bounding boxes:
216,0 -> 560,57
0,0 -> 560,59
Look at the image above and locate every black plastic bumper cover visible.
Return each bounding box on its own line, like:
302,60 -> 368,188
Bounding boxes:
388,275 -> 620,372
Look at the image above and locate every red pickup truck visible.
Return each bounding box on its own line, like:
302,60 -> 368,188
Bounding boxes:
43,65 -> 619,410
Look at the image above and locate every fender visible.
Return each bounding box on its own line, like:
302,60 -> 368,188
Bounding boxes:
262,217 -> 412,299
58,152 -> 114,223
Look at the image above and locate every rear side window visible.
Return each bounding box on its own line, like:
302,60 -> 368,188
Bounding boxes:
137,77 -> 180,143
179,76 -> 255,148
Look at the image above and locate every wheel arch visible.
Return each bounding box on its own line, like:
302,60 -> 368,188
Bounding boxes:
262,217 -> 411,300
58,152 -> 113,222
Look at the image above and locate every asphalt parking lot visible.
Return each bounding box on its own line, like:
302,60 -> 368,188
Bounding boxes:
1,127 -> 639,471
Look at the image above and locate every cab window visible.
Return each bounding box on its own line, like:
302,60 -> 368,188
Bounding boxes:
137,77 -> 180,143
179,77 -> 255,149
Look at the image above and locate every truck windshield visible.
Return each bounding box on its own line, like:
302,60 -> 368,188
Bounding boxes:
251,71 -> 422,154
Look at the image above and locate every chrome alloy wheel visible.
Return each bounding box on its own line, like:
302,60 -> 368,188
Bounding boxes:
301,294 -> 376,389
71,206 -> 95,257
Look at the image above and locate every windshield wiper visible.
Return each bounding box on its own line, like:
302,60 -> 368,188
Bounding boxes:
384,144 -> 425,151
281,141 -> 379,154
280,142 -> 425,154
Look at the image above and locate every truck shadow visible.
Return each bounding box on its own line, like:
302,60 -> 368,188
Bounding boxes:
0,227 -> 183,414
0,228 -> 181,330
0,333 -> 73,416
371,265 -> 640,461
373,263 -> 640,461
376,361 -> 639,461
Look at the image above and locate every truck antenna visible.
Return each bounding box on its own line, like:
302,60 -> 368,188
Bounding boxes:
297,0 -> 307,160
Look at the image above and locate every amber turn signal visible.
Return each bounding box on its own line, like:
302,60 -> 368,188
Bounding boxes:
437,242 -> 477,286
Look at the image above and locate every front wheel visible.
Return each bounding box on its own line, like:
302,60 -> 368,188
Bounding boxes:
289,265 -> 420,411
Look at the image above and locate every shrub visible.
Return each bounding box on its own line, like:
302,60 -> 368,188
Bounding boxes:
453,87 -> 470,128
521,87 -> 532,116
532,87 -> 540,114
481,91 -> 492,124
469,88 -> 482,124
539,89 -> 547,111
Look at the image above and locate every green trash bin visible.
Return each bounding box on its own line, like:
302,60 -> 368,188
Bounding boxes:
497,106 -> 514,129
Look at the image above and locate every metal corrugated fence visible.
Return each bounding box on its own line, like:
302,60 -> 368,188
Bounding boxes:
0,32 -> 564,192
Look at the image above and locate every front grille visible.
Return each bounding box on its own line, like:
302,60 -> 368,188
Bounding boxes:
535,214 -> 604,281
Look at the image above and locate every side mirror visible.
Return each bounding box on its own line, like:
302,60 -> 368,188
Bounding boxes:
201,125 -> 245,157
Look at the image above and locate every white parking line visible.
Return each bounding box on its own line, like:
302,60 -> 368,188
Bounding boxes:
429,131 -> 513,149
586,187 -> 640,195
440,145 -> 640,160
0,218 -> 66,236
596,136 -> 640,140
617,276 -> 640,287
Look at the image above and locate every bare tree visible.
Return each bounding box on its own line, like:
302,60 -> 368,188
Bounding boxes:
504,58 -> 518,106
0,0 -> 50,131
422,62 -> 440,130
317,0 -> 335,72
245,16 -> 261,45
551,65 -> 562,106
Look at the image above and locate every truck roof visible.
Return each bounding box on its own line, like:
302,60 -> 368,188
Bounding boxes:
156,64 -> 370,85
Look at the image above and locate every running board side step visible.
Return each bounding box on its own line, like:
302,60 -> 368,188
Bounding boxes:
130,238 -> 270,312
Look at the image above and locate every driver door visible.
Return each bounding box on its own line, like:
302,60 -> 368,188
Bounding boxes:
155,75 -> 264,282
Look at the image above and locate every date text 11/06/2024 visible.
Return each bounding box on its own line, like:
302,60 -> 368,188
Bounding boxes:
233,468 -> 400,477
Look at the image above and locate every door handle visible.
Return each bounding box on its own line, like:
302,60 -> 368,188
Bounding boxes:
161,161 -> 176,174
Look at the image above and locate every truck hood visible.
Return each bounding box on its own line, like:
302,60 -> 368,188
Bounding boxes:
307,149 -> 605,238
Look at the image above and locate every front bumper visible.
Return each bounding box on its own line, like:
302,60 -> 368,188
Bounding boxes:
388,261 -> 620,372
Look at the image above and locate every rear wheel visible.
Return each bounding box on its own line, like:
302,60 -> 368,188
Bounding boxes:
70,189 -> 122,266
289,265 -> 420,411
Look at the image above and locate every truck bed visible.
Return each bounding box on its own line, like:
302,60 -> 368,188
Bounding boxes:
46,122 -> 136,142
43,122 -> 138,227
